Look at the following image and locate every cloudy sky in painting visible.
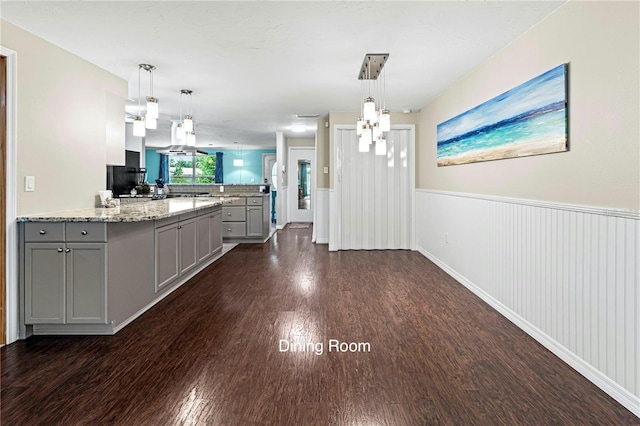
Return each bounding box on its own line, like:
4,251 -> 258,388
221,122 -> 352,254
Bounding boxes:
437,64 -> 566,144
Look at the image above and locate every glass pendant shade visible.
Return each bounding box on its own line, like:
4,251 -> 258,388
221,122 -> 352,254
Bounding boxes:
133,116 -> 146,137
375,136 -> 387,156
363,97 -> 376,122
361,125 -> 372,145
145,117 -> 157,130
356,118 -> 364,136
176,123 -> 186,140
183,116 -> 194,133
358,135 -> 370,153
372,123 -> 382,141
379,109 -> 391,132
186,132 -> 196,146
146,97 -> 159,119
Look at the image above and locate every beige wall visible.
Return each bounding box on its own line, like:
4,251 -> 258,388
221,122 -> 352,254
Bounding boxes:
328,111 -> 419,189
417,1 -> 639,210
285,137 -> 314,147
1,20 -> 127,215
315,116 -> 329,188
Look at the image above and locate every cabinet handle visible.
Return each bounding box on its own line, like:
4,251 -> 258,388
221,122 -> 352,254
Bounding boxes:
39,230 -> 46,235
65,248 -> 71,253
252,200 -> 257,204
57,248 -> 63,253
81,230 -> 88,235
178,225 -> 183,229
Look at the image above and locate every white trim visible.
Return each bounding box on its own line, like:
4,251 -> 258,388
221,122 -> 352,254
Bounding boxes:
417,188 -> 640,220
314,188 -> 330,244
1,46 -> 18,344
287,146 -> 315,223
416,245 -> 640,418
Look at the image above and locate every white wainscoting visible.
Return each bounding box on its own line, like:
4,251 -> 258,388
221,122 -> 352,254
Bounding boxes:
416,189 -> 639,417
276,186 -> 288,230
315,188 -> 330,244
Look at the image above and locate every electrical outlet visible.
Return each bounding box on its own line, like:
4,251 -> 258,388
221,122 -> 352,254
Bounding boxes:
219,185 -> 224,193
324,166 -> 329,174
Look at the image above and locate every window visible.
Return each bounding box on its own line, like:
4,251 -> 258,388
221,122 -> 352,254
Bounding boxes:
169,154 -> 216,184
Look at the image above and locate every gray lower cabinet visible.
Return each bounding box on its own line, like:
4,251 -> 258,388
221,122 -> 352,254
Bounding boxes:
24,243 -> 66,324
246,206 -> 263,237
155,209 -> 221,292
24,240 -> 107,325
179,218 -> 197,276
154,222 -> 180,292
65,243 -> 106,323
210,210 -> 222,254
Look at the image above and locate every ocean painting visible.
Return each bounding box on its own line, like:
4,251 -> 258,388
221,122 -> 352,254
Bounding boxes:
437,64 -> 567,166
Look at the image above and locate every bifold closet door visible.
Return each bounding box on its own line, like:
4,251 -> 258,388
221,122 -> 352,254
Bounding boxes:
338,128 -> 411,250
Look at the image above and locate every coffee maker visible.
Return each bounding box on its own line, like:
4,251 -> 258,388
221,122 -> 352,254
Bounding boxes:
152,178 -> 167,200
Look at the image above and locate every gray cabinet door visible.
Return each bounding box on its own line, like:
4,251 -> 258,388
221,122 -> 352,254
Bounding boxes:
179,217 -> 197,276
210,210 -> 222,254
25,243 -> 66,324
246,206 -> 263,237
196,214 -> 212,263
155,223 -> 179,292
66,243 -> 107,324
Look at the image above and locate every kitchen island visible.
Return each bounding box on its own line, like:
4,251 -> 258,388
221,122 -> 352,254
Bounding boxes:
17,197 -> 230,337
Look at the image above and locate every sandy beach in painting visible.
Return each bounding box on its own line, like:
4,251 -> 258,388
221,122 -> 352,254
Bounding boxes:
437,135 -> 566,166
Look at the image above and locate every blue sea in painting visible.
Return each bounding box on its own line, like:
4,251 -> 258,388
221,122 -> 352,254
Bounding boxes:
437,64 -> 567,163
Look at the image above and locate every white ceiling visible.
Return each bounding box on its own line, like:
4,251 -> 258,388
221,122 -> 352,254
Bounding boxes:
1,1 -> 563,149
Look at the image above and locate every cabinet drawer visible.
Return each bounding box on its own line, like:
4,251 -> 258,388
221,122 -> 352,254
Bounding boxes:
222,222 -> 246,237
25,222 -> 64,242
247,197 -> 264,206
66,223 -> 107,242
222,206 -> 246,222
222,197 -> 246,206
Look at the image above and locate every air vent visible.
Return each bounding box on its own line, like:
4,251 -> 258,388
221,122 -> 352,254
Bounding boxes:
296,114 -> 320,119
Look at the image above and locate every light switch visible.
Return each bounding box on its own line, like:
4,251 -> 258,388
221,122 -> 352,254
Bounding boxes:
219,185 -> 224,193
323,167 -> 329,174
25,176 -> 35,192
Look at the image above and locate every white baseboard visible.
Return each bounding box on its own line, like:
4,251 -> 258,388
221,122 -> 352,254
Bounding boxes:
416,244 -> 640,418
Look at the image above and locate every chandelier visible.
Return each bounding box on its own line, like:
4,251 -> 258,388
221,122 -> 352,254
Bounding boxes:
356,54 -> 390,155
133,64 -> 159,137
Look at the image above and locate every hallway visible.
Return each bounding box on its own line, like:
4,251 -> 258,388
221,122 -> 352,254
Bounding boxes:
1,226 -> 636,425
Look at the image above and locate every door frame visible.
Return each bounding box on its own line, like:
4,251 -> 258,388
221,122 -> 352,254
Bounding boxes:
330,124 -> 416,251
287,146 -> 315,223
1,46 -> 18,344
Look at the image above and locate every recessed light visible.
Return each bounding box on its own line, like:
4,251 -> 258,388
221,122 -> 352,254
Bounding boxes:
291,125 -> 306,133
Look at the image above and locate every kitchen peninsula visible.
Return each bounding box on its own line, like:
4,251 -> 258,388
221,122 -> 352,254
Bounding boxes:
17,197 -> 228,337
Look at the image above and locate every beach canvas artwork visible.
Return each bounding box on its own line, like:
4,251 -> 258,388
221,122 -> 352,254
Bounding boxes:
437,64 -> 568,166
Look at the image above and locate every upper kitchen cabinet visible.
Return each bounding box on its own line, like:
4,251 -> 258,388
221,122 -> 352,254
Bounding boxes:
106,91 -> 126,166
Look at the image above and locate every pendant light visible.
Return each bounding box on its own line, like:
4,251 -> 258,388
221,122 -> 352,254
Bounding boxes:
139,64 -> 159,120
133,116 -> 145,137
133,64 -> 146,137
356,54 -> 390,153
375,135 -> 387,156
182,89 -> 194,133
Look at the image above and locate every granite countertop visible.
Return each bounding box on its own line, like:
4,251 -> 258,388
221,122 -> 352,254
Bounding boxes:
17,197 -> 232,223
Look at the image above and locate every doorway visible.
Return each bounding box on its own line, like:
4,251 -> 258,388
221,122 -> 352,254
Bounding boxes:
288,147 -> 314,223
333,126 -> 415,250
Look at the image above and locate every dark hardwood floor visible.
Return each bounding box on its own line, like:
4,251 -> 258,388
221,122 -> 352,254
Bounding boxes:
2,227 -> 638,425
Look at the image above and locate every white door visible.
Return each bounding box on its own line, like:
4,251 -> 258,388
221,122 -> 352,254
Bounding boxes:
288,147 -> 314,223
335,127 -> 414,250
